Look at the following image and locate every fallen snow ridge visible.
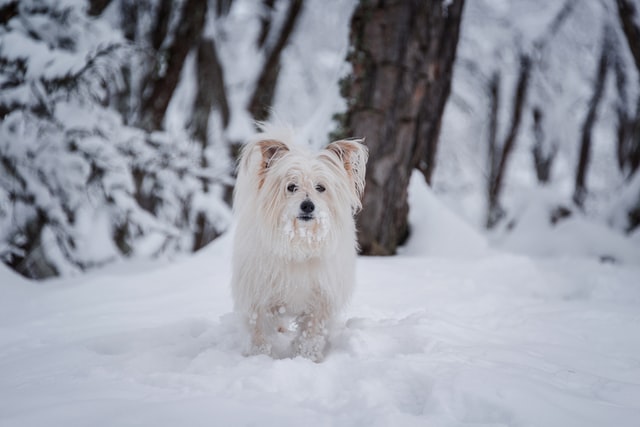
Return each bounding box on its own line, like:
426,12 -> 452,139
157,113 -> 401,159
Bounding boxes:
1,180 -> 639,426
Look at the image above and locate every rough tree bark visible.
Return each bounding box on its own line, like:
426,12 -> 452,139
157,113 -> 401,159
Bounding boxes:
341,0 -> 465,255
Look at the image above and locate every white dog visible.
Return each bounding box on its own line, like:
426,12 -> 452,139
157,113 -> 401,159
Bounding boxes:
231,124 -> 368,362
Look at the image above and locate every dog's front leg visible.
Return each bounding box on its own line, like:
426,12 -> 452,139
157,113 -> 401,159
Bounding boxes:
293,293 -> 330,362
246,307 -> 272,357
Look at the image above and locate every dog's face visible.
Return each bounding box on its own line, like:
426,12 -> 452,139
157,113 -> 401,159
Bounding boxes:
235,135 -> 368,260
278,162 -> 333,243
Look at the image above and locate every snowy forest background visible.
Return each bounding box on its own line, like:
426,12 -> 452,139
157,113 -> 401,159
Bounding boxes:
1,0 -> 640,279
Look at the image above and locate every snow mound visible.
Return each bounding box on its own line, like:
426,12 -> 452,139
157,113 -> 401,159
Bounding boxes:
400,171 -> 491,258
494,188 -> 640,264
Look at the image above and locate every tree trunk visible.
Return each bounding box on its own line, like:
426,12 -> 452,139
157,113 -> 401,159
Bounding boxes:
486,55 -> 531,228
189,37 -> 230,148
341,0 -> 464,255
531,107 -> 557,184
615,0 -> 640,179
486,72 -> 501,226
257,0 -> 277,49
248,0 -> 303,122
189,37 -> 229,251
138,0 -> 207,132
574,28 -> 610,208
413,2 -> 466,184
150,0 -> 173,51
87,0 -> 112,17
616,0 -> 640,73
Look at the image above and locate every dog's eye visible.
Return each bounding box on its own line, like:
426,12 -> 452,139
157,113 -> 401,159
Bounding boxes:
315,184 -> 326,193
287,183 -> 298,193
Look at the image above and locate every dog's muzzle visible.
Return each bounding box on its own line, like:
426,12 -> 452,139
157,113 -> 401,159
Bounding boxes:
298,199 -> 315,221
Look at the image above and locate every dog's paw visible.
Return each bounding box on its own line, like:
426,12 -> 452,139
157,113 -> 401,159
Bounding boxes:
293,334 -> 326,362
244,341 -> 273,358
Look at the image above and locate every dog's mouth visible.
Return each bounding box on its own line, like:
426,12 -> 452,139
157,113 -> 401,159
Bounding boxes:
297,214 -> 314,222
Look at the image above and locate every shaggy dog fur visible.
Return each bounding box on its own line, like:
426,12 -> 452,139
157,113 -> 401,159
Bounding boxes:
231,125 -> 368,362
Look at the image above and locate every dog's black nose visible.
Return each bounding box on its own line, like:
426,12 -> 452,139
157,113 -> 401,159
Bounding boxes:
300,199 -> 315,214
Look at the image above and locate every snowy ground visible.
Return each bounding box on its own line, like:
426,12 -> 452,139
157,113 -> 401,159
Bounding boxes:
1,178 -> 640,427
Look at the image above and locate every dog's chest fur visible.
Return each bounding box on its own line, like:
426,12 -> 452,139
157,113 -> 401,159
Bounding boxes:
235,249 -> 352,313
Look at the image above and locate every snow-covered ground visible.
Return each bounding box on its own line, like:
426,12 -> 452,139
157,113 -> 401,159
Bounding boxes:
1,176 -> 639,426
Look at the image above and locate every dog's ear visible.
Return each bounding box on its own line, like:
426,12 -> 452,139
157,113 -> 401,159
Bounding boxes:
258,139 -> 289,169
254,139 -> 289,188
324,139 -> 368,210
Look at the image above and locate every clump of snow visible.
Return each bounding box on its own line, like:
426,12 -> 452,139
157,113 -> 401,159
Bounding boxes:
282,210 -> 330,243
